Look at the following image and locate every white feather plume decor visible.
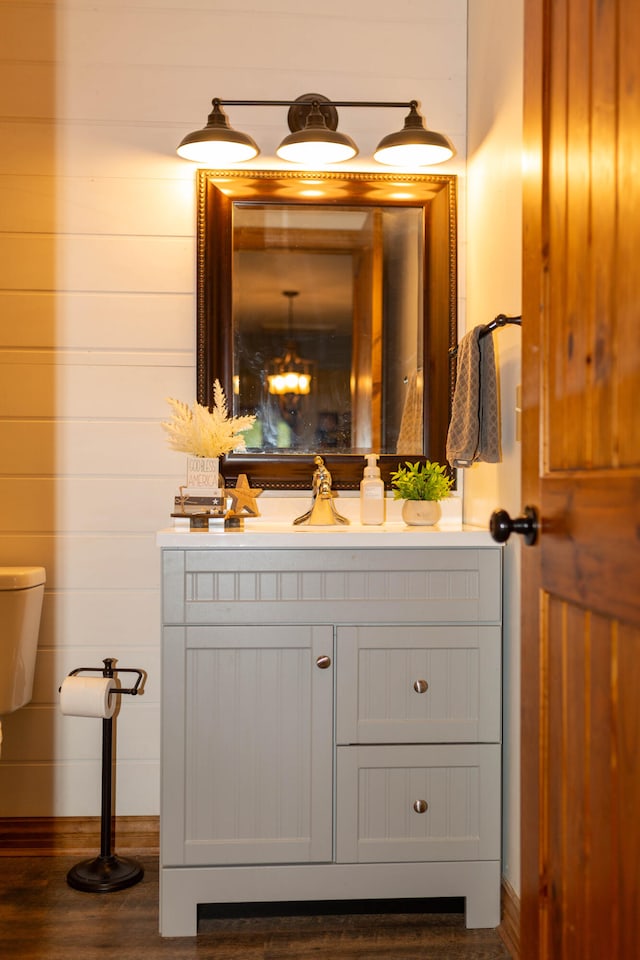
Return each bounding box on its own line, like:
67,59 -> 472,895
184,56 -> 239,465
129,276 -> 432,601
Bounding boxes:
162,380 -> 256,458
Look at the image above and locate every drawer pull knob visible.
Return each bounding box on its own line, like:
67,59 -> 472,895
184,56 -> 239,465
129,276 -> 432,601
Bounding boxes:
413,679 -> 429,694
413,799 -> 428,814
316,655 -> 332,669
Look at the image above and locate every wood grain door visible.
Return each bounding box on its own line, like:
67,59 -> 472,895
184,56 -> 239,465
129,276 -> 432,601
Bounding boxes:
520,1 -> 640,957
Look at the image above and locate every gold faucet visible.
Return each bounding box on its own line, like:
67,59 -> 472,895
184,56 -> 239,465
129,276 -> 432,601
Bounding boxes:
293,456 -> 350,526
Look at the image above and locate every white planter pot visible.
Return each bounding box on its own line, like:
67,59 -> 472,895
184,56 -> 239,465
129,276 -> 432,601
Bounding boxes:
401,499 -> 442,526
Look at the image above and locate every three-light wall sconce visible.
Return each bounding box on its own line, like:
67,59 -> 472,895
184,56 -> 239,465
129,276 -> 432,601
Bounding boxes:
177,92 -> 455,167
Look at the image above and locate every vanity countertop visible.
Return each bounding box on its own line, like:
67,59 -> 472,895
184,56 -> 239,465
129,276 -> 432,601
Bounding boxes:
156,522 -> 495,549
157,493 -> 498,548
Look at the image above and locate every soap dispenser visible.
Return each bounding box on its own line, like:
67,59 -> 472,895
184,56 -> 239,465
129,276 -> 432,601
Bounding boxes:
360,453 -> 385,525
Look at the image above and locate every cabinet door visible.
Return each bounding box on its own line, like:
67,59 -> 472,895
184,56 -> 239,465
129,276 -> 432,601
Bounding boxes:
162,624 -> 334,866
336,625 -> 501,744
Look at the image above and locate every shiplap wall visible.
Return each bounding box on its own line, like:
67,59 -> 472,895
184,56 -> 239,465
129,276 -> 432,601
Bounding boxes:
0,0 -> 467,816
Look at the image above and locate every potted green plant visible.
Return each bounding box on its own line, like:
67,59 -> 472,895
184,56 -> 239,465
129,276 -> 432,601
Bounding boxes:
390,460 -> 453,526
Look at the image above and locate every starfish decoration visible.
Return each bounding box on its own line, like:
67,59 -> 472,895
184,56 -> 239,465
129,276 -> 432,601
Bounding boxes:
227,474 -> 263,517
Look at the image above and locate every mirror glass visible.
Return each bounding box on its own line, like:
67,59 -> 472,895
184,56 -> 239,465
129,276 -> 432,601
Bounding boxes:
197,169 -> 457,489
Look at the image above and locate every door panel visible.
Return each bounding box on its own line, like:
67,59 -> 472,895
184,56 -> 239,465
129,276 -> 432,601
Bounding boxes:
522,0 -> 640,956
540,600 -> 640,957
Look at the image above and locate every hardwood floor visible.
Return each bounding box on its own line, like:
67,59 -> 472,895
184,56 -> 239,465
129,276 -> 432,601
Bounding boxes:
0,855 -> 511,959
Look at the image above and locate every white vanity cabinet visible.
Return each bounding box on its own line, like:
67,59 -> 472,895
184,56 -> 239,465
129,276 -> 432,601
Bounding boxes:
159,539 -> 502,937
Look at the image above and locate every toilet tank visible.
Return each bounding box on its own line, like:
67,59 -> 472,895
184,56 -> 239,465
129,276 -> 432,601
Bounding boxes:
0,566 -> 46,715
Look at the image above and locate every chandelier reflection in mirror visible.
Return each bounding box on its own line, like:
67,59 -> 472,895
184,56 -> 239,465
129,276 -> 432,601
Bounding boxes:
267,291 -> 313,396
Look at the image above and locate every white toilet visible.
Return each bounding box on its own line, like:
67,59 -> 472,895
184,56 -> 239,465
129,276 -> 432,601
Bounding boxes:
0,566 -> 46,718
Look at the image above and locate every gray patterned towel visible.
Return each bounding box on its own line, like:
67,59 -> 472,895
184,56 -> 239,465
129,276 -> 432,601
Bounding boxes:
446,327 -> 501,467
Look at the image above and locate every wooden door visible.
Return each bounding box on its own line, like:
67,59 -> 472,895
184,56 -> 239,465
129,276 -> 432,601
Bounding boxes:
520,1 -> 640,957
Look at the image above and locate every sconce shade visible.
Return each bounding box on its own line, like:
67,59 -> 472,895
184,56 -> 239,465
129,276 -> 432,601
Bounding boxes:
276,101 -> 358,164
177,99 -> 260,163
373,102 -> 454,166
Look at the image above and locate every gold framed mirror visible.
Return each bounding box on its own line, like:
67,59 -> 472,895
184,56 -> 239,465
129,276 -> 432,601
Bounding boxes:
197,168 -> 457,489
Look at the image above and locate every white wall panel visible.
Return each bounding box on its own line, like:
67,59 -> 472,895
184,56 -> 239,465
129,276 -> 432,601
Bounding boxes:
0,535 -> 160,590
0,478 -> 175,532
0,120 -> 191,180
0,235 -> 194,292
0,4 -> 55,61
0,292 -> 194,350
36,594 -> 160,658
0,361 -> 193,418
55,364 -> 194,419
50,2 -> 466,72
26,0 -> 465,15
0,759 -> 159,817
0,177 -> 195,236
0,64 -> 57,119
1,702 -> 158,763
0,421 -> 185,475
50,536 -> 162,591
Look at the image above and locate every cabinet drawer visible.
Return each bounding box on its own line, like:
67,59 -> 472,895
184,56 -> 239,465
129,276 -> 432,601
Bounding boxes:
336,744 -> 500,864
336,626 -> 501,744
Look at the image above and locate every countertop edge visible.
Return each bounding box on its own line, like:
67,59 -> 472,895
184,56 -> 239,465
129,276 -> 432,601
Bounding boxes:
156,524 -> 497,548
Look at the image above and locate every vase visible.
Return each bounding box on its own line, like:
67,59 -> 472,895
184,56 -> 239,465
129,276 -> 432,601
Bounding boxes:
186,456 -> 224,492
401,499 -> 441,526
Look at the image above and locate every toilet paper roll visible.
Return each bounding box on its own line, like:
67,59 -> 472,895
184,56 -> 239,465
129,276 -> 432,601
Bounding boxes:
59,675 -> 117,719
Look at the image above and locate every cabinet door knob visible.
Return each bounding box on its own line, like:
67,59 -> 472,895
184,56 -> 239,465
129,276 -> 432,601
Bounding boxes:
413,800 -> 428,814
413,679 -> 429,694
316,655 -> 332,669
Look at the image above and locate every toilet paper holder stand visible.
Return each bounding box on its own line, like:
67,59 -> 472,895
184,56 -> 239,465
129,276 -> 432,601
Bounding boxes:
62,657 -> 146,894
65,658 -> 144,697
